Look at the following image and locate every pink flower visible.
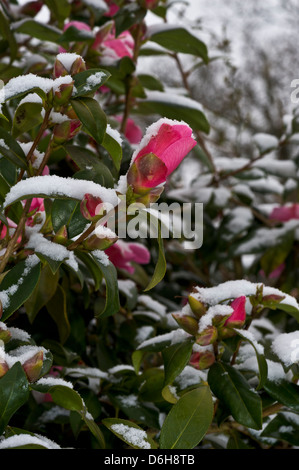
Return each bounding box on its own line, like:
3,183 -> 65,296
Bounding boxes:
59,21 -> 91,53
105,240 -> 150,273
127,119 -> 197,192
26,198 -> 45,227
92,26 -> 134,63
269,204 -> 299,222
224,296 -> 246,328
104,0 -> 120,16
0,218 -> 21,244
115,116 -> 143,144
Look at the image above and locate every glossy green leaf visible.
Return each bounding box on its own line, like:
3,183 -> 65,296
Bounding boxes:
46,285 -> 70,344
43,0 -> 70,27
0,9 -> 17,61
31,383 -> 84,411
160,386 -> 214,449
234,329 -> 268,390
14,19 -> 61,43
66,145 -> 114,187
0,127 -> 27,169
71,97 -> 107,144
114,4 -> 146,36
162,339 -> 193,388
12,101 -> 43,138
0,363 -> 29,435
148,26 -> 208,62
72,68 -> 111,97
103,418 -> 157,449
1,258 -> 41,321
261,413 -> 299,446
135,91 -> 210,133
24,263 -> 59,323
101,129 -> 123,171
91,253 -> 120,318
208,362 -> 262,430
144,222 -> 166,291
137,73 -> 164,91
264,379 -> 299,412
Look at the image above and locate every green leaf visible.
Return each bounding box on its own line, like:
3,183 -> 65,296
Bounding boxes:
71,97 -> 107,144
66,145 -> 114,187
58,25 -> 94,44
72,68 -> 111,97
12,101 -> 43,138
135,91 -> 210,133
148,26 -> 208,62
162,339 -> 193,388
103,418 -> 157,449
24,263 -> 59,323
46,285 -> 70,344
31,383 -> 84,411
1,258 -> 41,321
137,73 -> 164,91
43,0 -> 71,27
91,253 -> 120,318
144,222 -> 166,291
0,363 -> 29,435
261,413 -> 299,446
0,127 -> 27,169
160,386 -> 214,449
234,329 -> 268,390
114,4 -> 147,36
14,19 -> 61,43
0,9 -> 17,62
208,362 -> 262,430
264,379 -> 299,412
82,414 -> 105,448
101,129 -> 123,171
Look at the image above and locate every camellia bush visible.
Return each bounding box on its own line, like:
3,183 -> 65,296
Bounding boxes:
1,0 -> 299,451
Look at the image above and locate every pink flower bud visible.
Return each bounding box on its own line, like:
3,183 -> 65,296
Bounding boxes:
0,360 -> 9,378
54,58 -> 68,78
224,296 -> 246,328
189,351 -> 215,370
0,326 -> 11,344
172,313 -> 199,336
19,1 -> 43,17
115,116 -> 142,144
53,119 -> 82,144
53,81 -> 74,106
80,194 -> 105,221
22,350 -> 44,383
127,119 -> 196,193
196,326 -> 218,346
59,21 -> 92,53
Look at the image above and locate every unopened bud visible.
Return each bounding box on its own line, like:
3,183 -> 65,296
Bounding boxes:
20,1 -> 43,16
82,230 -> 118,251
127,153 -> 167,196
188,295 -> 207,319
80,194 -> 105,221
23,350 -> 44,383
0,360 -> 9,378
0,327 -> 12,344
196,326 -> 218,346
172,313 -> 199,336
53,81 -> 74,106
53,119 -> 82,145
139,0 -> 160,9
189,351 -> 215,370
70,56 -> 86,75
53,225 -> 68,245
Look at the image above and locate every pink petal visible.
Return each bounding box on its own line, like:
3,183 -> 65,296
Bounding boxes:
269,204 -> 299,222
225,296 -> 246,326
128,243 -> 150,264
